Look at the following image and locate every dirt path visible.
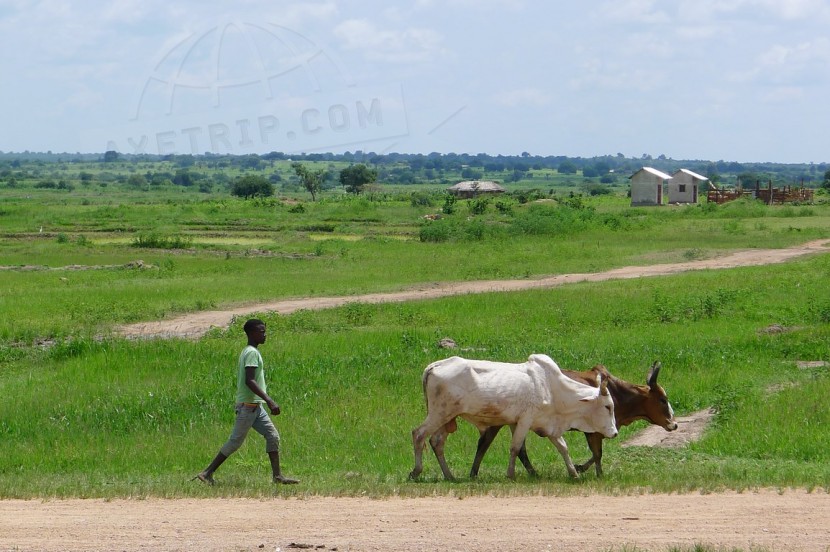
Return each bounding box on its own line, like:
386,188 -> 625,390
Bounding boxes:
3,490 -> 830,552
118,239 -> 830,340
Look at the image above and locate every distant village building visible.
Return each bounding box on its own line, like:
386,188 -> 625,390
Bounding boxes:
629,167 -> 672,206
447,180 -> 506,199
668,169 -> 709,204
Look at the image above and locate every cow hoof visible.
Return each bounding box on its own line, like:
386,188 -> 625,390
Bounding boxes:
408,471 -> 421,480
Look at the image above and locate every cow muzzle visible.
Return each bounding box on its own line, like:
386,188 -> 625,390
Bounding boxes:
664,420 -> 678,431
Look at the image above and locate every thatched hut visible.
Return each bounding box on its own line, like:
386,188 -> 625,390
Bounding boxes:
447,180 -> 506,199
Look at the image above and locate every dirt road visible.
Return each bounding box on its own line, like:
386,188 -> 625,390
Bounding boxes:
118,239 -> 830,340
3,491 -> 830,551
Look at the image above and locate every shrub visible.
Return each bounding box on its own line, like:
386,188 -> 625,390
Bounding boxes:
131,232 -> 193,249
442,193 -> 457,214
468,197 -> 490,215
419,220 -> 451,243
410,191 -> 434,207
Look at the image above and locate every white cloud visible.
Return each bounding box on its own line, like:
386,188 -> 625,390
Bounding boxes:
731,37 -> 830,86
493,87 -> 551,107
754,0 -> 830,20
762,86 -> 805,103
600,0 -> 671,24
333,18 -> 445,63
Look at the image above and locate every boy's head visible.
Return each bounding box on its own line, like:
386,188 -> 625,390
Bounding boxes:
243,318 -> 266,344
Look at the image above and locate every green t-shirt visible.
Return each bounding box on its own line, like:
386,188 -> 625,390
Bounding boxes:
235,345 -> 266,404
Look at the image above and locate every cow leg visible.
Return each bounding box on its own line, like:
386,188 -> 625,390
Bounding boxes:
470,426 -> 501,478
586,432 -> 604,477
517,439 -> 537,477
471,426 -> 536,479
429,425 -> 456,481
549,435 -> 579,479
575,432 -> 598,474
410,416 -> 457,480
409,424 -> 429,480
506,421 -> 532,480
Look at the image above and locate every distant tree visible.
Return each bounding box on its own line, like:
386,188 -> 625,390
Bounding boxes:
103,150 -> 119,163
173,169 -> 194,187
291,162 -> 327,201
582,165 -> 599,178
822,169 -> 830,190
594,161 -> 611,175
583,182 -> 612,196
737,172 -> 763,188
339,163 -> 378,194
127,174 -> 147,189
175,155 -> 196,168
231,174 -> 274,199
461,167 -> 483,180
557,160 -> 577,175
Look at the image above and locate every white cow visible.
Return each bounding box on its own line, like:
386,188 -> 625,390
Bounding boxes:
409,354 -> 617,480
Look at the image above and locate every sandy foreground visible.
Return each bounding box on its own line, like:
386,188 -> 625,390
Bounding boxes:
2,491 -> 830,552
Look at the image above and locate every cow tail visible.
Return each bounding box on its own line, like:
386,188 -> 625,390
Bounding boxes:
421,364 -> 434,412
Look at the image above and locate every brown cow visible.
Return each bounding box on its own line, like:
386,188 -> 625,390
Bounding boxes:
469,361 -> 677,477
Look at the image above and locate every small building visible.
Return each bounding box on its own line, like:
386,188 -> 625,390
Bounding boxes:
629,167 -> 672,206
447,180 -> 506,199
668,169 -> 709,204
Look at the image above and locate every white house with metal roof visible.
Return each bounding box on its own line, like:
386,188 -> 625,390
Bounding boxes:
629,167 -> 672,206
668,169 -> 710,204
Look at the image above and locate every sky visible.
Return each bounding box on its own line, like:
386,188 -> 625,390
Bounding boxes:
1,0 -> 828,163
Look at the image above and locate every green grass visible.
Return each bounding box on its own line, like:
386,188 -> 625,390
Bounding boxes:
2,180 -> 830,500
2,190 -> 828,343
1,255 -> 829,498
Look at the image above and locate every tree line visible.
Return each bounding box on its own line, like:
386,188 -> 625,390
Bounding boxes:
1,149 -> 827,197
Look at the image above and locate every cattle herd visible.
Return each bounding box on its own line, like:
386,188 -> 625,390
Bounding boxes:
410,355 -> 677,480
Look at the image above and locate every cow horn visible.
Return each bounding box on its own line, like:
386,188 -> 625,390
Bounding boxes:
646,361 -> 662,388
600,376 -> 609,396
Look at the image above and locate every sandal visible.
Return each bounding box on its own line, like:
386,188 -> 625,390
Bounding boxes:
191,472 -> 215,486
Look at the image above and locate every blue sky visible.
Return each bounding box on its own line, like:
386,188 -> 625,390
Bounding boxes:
1,0 -> 828,163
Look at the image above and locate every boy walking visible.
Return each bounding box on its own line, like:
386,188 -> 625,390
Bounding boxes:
194,318 -> 299,485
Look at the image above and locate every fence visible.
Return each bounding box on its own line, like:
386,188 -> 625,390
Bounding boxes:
707,181 -> 814,205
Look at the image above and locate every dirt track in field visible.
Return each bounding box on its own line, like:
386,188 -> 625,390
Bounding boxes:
9,239 -> 824,552
118,239 -> 830,340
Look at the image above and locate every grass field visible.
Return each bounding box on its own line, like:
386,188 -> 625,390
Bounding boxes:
1,176 -> 829,502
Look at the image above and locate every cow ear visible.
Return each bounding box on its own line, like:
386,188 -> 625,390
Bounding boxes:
647,361 -> 662,388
